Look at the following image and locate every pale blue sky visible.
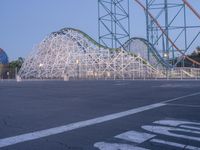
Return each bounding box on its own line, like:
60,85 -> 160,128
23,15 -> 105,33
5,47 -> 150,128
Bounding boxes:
0,0 -> 199,60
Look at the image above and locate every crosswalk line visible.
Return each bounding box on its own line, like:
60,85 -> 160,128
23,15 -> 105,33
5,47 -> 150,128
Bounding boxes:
94,142 -> 149,150
115,130 -> 155,144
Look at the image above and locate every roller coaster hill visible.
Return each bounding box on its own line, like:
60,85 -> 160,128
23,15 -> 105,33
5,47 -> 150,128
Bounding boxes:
18,0 -> 200,80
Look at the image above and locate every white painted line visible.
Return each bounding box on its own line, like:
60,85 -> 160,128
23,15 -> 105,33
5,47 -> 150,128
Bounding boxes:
154,119 -> 200,127
0,103 -> 165,148
114,83 -> 129,86
142,125 -> 200,142
154,119 -> 200,131
151,139 -> 200,150
180,125 -> 200,131
163,92 -> 200,103
0,92 -> 200,148
115,130 -> 155,144
94,142 -> 149,150
166,103 -> 200,108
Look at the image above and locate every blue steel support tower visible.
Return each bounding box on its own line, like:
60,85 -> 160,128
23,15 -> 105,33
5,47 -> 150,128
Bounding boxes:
145,0 -> 200,67
98,0 -> 130,49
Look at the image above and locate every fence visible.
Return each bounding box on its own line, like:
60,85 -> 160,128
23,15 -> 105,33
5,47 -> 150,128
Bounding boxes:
1,66 -> 200,81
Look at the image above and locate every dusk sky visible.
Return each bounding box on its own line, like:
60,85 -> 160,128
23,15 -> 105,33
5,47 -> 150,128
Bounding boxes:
0,0 -> 199,60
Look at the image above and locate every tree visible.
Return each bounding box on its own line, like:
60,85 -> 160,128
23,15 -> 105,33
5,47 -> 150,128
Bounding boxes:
196,46 -> 200,55
191,46 -> 200,56
9,57 -> 24,70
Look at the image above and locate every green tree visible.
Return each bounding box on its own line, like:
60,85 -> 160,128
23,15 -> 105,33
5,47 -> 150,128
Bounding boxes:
9,57 -> 24,70
196,46 -> 200,55
191,46 -> 200,56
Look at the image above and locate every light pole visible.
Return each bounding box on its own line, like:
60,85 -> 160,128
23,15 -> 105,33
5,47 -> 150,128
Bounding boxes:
39,63 -> 44,79
76,59 -> 79,79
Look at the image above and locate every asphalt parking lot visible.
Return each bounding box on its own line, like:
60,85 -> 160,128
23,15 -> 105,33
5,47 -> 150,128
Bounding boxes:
0,80 -> 200,150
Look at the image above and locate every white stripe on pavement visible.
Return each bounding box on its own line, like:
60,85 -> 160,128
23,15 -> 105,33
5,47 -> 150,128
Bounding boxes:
162,92 -> 200,103
94,142 -> 149,150
180,125 -> 200,131
151,139 -> 200,150
142,125 -> 200,142
0,92 -> 200,148
115,130 -> 155,144
0,103 -> 165,148
154,119 -> 200,127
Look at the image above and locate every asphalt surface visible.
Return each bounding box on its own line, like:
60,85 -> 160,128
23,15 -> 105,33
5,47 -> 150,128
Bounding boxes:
0,80 -> 200,150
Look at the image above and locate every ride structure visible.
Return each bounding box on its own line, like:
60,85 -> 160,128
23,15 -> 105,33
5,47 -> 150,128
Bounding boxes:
19,28 -> 200,80
98,0 -> 130,49
136,0 -> 200,67
19,28 -> 167,79
18,0 -> 200,80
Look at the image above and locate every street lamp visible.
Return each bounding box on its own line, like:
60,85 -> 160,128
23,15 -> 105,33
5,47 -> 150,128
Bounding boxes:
107,72 -> 110,77
38,63 -> 44,78
163,52 -> 168,58
39,63 -> 44,67
76,59 -> 79,79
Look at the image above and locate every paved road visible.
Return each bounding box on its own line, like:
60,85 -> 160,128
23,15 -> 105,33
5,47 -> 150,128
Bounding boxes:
0,80 -> 200,150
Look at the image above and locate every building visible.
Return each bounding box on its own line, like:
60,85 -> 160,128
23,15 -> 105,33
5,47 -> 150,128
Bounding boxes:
0,48 -> 9,79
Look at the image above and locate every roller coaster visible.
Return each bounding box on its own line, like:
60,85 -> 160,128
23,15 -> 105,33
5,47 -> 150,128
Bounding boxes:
18,0 -> 200,80
135,0 -> 200,66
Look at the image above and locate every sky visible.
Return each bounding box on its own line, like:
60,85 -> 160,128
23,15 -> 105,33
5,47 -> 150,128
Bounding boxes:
0,0 -> 199,61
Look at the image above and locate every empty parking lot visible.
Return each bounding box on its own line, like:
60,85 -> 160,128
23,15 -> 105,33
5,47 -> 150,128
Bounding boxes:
0,80 -> 200,150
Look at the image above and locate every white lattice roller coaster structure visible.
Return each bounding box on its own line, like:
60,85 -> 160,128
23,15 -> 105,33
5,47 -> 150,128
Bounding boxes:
18,28 -> 200,80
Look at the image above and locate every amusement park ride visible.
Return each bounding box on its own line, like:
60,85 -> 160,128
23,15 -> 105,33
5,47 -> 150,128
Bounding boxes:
98,0 -> 200,67
18,0 -> 200,80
